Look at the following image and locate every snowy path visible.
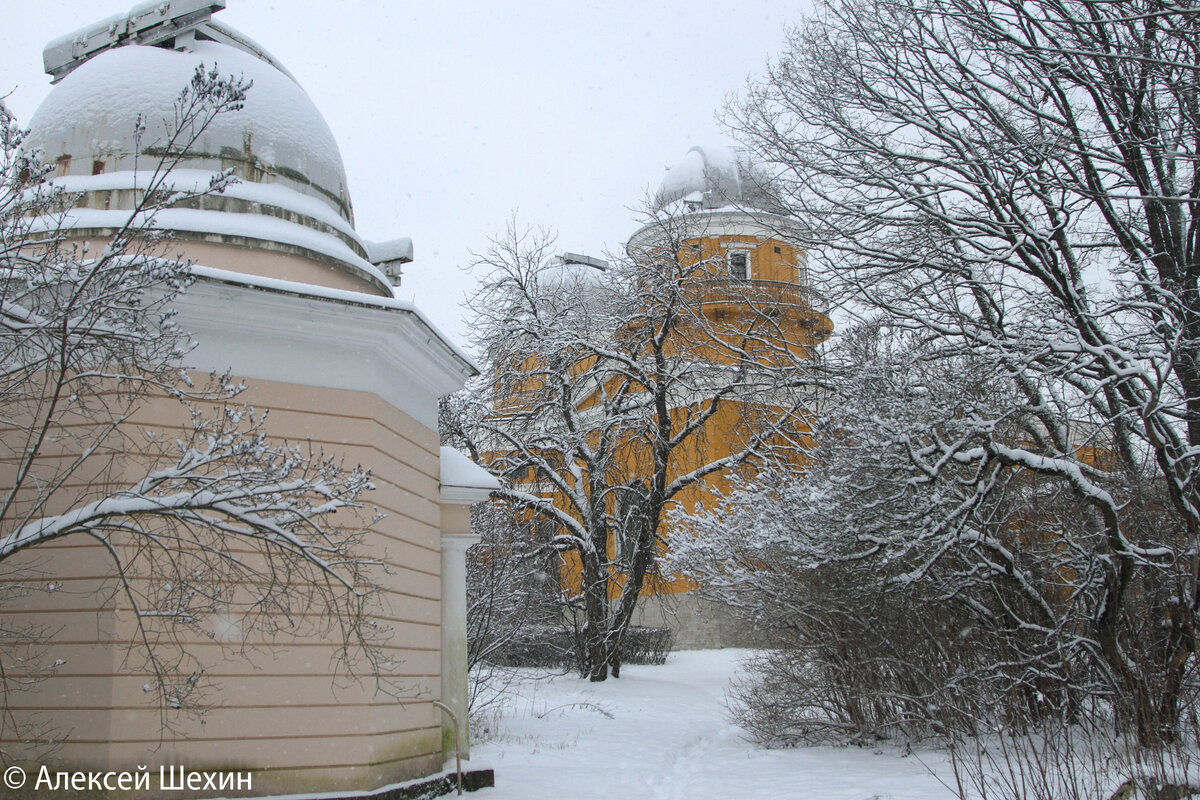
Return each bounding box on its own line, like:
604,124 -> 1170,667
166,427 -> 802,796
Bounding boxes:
469,649 -> 959,800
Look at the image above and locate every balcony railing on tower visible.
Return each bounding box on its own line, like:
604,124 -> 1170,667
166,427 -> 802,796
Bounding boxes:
684,279 -> 829,315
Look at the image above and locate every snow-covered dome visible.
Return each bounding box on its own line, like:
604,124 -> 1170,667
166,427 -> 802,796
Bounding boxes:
538,253 -> 609,293
24,13 -> 398,295
28,33 -> 351,223
654,145 -> 782,213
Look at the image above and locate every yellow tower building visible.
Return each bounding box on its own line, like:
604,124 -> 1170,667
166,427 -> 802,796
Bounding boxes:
489,145 -> 833,650
622,146 -> 831,646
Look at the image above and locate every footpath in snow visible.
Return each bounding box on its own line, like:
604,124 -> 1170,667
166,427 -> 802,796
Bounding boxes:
468,649 -> 958,800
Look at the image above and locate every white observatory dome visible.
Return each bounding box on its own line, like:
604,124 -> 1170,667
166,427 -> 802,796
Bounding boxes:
24,12 -> 397,295
654,145 -> 783,214
28,34 -> 351,223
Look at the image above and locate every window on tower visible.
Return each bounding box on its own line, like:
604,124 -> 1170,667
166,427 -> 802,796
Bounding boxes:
729,251 -> 748,281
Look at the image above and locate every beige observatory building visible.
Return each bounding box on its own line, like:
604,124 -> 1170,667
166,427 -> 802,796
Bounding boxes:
5,0 -> 495,794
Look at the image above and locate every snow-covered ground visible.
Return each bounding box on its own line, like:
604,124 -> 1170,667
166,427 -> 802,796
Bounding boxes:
468,649 -> 959,800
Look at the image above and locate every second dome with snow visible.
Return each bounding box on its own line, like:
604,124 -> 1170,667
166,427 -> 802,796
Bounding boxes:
654,145 -> 783,214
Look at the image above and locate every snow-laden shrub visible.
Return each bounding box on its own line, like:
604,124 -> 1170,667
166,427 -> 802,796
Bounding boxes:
673,322 -> 1109,746
721,573 -> 1027,746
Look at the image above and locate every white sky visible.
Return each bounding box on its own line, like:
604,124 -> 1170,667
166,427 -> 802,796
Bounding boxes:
0,1 -> 811,348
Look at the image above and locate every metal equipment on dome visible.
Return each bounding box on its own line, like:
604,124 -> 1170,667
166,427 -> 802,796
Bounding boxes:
561,252 -> 609,271
43,1 -> 226,82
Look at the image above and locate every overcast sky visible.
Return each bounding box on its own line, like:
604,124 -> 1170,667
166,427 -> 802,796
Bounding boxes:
1,1 -> 811,348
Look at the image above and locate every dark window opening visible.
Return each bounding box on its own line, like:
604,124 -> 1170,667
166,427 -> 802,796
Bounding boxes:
92,160 -> 105,175
730,252 -> 748,281
774,246 -> 782,253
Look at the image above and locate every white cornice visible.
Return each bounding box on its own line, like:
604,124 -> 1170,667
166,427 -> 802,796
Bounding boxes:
172,270 -> 476,428
626,210 -> 806,257
439,486 -> 497,504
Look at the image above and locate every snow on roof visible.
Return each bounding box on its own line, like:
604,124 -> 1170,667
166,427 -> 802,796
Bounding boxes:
201,19 -> 297,82
658,146 -> 739,207
440,446 -> 500,504
43,12 -> 130,56
27,38 -> 351,222
43,1 -> 228,82
538,254 -> 609,292
46,169 -> 358,241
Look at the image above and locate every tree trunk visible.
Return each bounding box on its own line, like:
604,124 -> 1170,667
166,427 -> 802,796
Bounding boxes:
579,547 -> 610,681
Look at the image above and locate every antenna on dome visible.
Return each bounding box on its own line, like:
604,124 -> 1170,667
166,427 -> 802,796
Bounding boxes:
43,1 -> 226,83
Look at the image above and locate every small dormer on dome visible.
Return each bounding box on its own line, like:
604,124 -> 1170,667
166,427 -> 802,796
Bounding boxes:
653,145 -> 783,214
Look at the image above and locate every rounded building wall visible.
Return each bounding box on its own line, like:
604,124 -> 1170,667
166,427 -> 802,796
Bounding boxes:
492,178 -> 832,624
0,377 -> 448,793
67,235 -> 388,296
625,209 -> 833,362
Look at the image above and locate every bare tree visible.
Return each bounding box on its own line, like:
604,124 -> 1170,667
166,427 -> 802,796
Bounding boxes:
674,320 -> 1116,745
459,213 -> 818,681
462,501 -> 563,722
728,0 -> 1200,746
0,67 -> 382,745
